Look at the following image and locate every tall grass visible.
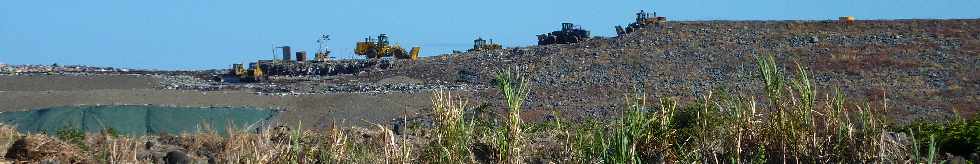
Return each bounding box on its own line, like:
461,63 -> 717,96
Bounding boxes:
0,124 -> 18,156
559,54 -> 965,163
429,90 -> 475,163
572,92 -> 652,163
89,131 -> 142,163
493,69 -> 531,164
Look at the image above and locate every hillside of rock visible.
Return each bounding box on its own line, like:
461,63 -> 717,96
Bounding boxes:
356,19 -> 978,122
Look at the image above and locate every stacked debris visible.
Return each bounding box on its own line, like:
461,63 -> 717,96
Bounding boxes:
251,59 -> 394,77
318,83 -> 478,94
537,23 -> 590,45
157,75 -> 224,91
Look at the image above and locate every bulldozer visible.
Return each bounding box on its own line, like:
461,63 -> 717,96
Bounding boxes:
231,63 -> 246,77
467,37 -> 502,52
616,10 -> 667,36
355,34 -> 421,60
537,23 -> 591,45
228,61 -> 265,82
838,16 -> 855,24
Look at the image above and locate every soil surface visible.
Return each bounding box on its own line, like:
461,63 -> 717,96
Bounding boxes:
0,75 -> 156,91
0,75 -> 434,127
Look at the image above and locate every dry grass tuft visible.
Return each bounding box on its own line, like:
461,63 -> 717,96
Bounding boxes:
3,134 -> 90,163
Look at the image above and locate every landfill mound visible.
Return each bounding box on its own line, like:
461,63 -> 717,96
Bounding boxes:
0,105 -> 277,135
363,19 -> 979,121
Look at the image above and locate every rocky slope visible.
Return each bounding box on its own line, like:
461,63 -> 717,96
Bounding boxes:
359,19 -> 979,122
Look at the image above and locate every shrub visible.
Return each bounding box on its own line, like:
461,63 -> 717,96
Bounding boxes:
55,126 -> 86,148
901,115 -> 980,157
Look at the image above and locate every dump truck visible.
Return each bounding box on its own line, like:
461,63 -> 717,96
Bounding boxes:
355,34 -> 421,60
616,10 -> 667,36
538,23 -> 591,45
467,37 -> 502,52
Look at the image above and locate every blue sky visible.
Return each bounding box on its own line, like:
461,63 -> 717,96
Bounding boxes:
1,0 -> 977,70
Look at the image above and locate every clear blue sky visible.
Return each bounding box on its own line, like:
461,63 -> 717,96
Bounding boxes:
1,0 -> 977,70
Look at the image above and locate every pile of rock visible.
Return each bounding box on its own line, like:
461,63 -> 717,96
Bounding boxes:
156,75 -> 224,91
318,83 -> 480,94
370,19 -> 979,120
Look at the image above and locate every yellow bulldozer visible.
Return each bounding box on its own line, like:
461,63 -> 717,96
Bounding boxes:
230,62 -> 265,82
616,10 -> 667,36
232,64 -> 246,77
355,34 -> 421,60
467,37 -> 502,52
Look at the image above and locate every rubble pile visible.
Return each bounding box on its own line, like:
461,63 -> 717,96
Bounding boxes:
156,75 -> 224,91
260,59 -> 397,76
156,20 -> 976,120
377,19 -> 979,120
157,73 -> 480,95
316,83 -> 479,94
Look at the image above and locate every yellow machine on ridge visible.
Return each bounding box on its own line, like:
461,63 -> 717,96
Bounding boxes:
467,37 -> 502,52
231,64 -> 246,77
355,34 -> 421,60
229,62 -> 265,82
616,10 -> 667,36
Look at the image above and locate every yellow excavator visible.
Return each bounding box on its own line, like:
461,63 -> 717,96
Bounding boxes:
250,63 -> 263,79
355,34 -> 421,60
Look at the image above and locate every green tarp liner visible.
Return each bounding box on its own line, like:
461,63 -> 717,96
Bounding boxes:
0,105 -> 277,136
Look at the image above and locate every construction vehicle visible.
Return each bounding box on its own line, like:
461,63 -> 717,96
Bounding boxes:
229,62 -> 265,82
467,37 -> 502,52
838,16 -> 855,24
537,23 -> 590,45
314,34 -> 331,62
616,10 -> 667,36
247,62 -> 264,81
231,64 -> 246,77
250,64 -> 265,81
355,34 -> 421,60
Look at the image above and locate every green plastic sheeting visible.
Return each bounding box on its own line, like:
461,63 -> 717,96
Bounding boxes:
0,105 -> 277,136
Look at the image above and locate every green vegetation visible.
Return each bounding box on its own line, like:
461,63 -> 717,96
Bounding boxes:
428,90 -> 476,163
55,126 -> 86,148
493,69 -> 531,164
902,115 -> 980,158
